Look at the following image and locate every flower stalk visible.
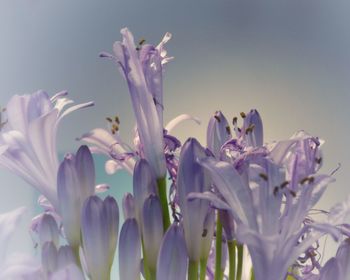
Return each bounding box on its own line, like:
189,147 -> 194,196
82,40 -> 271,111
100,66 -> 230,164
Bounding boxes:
228,240 -> 236,280
157,177 -> 171,232
215,212 -> 223,280
188,260 -> 199,280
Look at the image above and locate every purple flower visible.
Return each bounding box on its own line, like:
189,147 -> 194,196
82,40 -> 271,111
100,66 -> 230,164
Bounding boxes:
0,90 -> 93,208
177,138 -> 215,262
156,223 -> 188,280
207,111 -> 231,158
57,145 -> 96,250
101,28 -> 173,178
81,195 -> 119,280
119,218 -> 141,280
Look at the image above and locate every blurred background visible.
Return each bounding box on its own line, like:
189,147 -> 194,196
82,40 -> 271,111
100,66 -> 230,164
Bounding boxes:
0,0 -> 349,269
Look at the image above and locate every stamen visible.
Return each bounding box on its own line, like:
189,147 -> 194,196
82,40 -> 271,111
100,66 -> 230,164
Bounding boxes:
299,177 -> 314,185
214,115 -> 221,122
232,117 -> 238,125
273,186 -> 279,196
106,117 -> 113,122
289,190 -> 297,198
225,126 -> 231,135
259,173 -> 268,181
240,112 -> 246,118
202,228 -> 208,237
315,157 -> 322,164
245,123 -> 255,134
280,181 -> 289,189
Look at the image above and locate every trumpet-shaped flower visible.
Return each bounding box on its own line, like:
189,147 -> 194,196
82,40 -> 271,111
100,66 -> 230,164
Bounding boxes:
100,28 -> 173,178
0,90 -> 93,208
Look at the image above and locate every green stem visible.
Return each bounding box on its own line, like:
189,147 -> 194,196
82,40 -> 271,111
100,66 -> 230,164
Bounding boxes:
215,212 -> 223,280
236,244 -> 244,280
200,258 -> 207,280
188,260 -> 199,280
228,240 -> 236,280
157,177 -> 171,232
141,239 -> 151,280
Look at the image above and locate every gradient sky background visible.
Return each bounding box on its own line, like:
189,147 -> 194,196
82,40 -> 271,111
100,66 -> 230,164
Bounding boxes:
0,0 -> 349,270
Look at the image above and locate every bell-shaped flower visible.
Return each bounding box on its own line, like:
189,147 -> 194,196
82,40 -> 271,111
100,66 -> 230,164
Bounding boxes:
119,218 -> 141,280
319,258 -> 343,280
57,145 -> 96,251
81,195 -> 119,280
157,223 -> 188,280
0,90 -> 93,208
207,111 -> 231,158
177,138 -> 215,262
142,194 -> 164,275
100,28 -> 173,178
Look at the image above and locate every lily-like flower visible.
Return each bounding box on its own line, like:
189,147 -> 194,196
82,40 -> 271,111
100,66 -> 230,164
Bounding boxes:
0,90 -> 93,208
57,145 -> 96,251
119,218 -> 141,280
100,28 -> 173,178
156,223 -> 188,280
190,140 -> 336,280
81,195 -> 119,280
177,138 -> 215,263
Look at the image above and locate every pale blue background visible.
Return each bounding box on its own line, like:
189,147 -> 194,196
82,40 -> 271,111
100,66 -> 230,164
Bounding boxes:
0,0 -> 349,271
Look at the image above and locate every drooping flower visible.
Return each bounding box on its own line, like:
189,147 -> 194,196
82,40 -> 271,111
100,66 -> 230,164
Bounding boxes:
81,195 -> 119,280
0,90 -> 93,208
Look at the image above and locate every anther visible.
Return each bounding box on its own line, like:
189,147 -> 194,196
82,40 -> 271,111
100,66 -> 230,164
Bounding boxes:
232,117 -> 238,125
225,126 -> 231,135
280,181 -> 289,189
240,112 -> 246,118
315,157 -> 322,164
214,115 -> 221,122
259,173 -> 268,181
273,186 -> 279,196
289,190 -> 297,198
245,124 -> 255,134
202,228 -> 208,237
106,117 -> 113,122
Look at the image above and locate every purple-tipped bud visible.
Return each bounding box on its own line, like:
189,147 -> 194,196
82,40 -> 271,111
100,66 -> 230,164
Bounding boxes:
81,195 -> 119,280
119,218 -> 141,280
177,138 -> 214,262
38,214 -> 59,248
133,159 -> 157,227
57,145 -> 96,249
123,192 -> 136,220
157,223 -> 188,280
142,194 -> 164,273
242,109 -> 263,147
207,111 -> 231,158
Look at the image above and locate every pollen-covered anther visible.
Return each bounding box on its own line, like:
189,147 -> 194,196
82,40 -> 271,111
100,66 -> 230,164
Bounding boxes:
225,126 -> 231,135
245,123 -> 255,134
273,186 -> 279,196
240,112 -> 246,118
315,157 -> 322,164
280,181 -> 289,189
232,117 -> 238,125
202,228 -> 208,237
259,173 -> 268,181
289,190 -> 297,198
299,176 -> 315,185
214,115 -> 221,122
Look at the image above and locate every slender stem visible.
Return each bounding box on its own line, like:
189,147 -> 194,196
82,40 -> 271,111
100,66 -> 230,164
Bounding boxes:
141,239 -> 151,280
228,240 -> 236,280
236,244 -> 244,280
157,177 -> 171,231
188,260 -> 199,280
200,258 -> 207,280
215,212 -> 223,280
